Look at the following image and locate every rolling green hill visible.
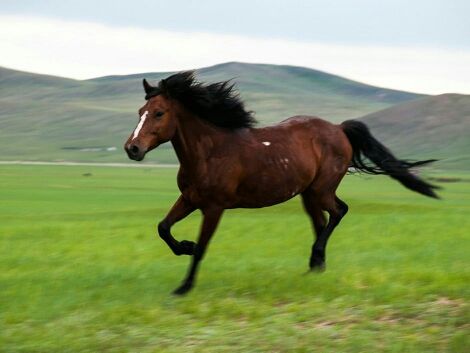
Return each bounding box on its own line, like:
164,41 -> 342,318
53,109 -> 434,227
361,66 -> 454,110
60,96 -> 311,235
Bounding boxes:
358,94 -> 470,170
0,62 -> 422,164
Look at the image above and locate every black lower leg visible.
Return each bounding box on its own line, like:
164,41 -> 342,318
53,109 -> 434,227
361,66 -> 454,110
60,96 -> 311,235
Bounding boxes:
310,232 -> 331,270
158,220 -> 196,256
172,246 -> 203,295
157,196 -> 196,256
172,208 -> 223,295
310,197 -> 348,270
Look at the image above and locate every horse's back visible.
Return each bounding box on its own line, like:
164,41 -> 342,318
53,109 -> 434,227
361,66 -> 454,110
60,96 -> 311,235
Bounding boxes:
252,115 -> 350,157
229,116 -> 351,207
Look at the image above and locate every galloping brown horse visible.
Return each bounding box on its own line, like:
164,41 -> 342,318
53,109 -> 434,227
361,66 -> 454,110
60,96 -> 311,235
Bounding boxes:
124,72 -> 438,295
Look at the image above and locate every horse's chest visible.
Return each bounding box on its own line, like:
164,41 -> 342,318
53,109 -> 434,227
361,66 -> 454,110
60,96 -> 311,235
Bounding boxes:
176,159 -> 243,206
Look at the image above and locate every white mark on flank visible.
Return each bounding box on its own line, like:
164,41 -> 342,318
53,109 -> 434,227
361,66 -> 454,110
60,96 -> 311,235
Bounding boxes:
262,141 -> 271,146
132,111 -> 148,140
284,158 -> 289,163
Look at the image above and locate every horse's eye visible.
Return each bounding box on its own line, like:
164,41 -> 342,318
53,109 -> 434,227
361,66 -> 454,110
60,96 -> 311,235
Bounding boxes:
155,111 -> 164,118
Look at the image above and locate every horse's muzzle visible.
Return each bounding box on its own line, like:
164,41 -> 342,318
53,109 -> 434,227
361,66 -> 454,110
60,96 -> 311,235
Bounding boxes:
125,143 -> 146,161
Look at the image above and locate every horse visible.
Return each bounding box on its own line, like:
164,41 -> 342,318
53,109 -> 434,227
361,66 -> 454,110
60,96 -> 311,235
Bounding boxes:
124,71 -> 438,295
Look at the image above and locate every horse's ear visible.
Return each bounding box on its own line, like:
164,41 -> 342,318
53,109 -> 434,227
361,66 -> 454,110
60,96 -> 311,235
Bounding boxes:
143,78 -> 152,94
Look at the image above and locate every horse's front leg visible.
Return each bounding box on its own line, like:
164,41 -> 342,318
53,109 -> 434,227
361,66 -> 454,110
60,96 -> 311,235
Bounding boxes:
173,207 -> 224,295
158,195 -> 196,256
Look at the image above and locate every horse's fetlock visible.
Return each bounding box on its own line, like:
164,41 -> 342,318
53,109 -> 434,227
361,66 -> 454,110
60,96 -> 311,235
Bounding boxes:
179,240 -> 196,255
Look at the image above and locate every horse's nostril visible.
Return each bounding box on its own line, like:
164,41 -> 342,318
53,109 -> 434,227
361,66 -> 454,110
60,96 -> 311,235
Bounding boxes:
130,145 -> 140,154
125,143 -> 144,161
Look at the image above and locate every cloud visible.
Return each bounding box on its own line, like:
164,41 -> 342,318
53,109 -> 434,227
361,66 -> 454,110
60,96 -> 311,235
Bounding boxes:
1,15 -> 469,94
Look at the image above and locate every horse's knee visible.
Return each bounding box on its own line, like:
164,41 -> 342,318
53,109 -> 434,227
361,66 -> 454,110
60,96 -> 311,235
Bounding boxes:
158,220 -> 170,239
158,220 -> 195,256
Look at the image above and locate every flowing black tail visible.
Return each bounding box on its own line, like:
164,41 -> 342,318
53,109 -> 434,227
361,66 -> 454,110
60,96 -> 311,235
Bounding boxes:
341,120 -> 439,199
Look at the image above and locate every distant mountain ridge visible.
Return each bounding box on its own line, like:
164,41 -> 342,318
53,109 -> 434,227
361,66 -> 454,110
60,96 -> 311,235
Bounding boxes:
1,62 -> 466,169
90,62 -> 422,103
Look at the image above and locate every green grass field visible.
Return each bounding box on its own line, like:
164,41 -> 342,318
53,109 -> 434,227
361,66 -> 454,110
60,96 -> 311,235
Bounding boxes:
1,165 -> 468,352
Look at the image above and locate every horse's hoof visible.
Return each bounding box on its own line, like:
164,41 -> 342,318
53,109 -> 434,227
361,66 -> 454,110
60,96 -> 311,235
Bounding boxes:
309,259 -> 326,272
179,240 -> 196,255
172,282 -> 193,296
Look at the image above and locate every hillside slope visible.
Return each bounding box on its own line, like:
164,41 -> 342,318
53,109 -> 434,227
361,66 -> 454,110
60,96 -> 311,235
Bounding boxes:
358,94 -> 470,170
1,62 -> 423,163
91,62 -> 422,124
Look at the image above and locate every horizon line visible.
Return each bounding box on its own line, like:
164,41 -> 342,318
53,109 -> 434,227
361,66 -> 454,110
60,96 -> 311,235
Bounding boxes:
0,61 -> 433,96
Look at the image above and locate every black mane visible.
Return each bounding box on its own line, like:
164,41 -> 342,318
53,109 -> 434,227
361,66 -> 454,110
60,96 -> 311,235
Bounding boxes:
144,71 -> 257,130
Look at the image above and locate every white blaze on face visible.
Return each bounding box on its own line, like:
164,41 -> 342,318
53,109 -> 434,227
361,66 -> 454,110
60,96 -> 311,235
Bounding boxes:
262,141 -> 271,146
132,110 -> 148,140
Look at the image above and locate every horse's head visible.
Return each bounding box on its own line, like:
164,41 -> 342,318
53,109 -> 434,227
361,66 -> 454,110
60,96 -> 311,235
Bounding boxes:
124,79 -> 177,161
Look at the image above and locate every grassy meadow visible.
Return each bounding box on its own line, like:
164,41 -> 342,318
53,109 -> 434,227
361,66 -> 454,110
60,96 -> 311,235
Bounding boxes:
0,165 -> 469,352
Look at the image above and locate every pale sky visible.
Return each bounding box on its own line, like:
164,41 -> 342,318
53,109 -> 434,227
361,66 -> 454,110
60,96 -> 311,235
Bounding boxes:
1,0 -> 469,94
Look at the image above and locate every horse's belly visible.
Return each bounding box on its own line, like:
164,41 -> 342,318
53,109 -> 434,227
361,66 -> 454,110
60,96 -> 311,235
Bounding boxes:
234,191 -> 297,208
234,172 -> 310,208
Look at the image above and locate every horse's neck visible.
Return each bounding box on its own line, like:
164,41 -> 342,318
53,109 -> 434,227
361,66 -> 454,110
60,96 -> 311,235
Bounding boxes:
171,112 -> 223,170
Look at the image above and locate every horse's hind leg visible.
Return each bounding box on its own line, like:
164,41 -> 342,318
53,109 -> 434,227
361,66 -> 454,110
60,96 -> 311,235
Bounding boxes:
301,190 -> 327,254
311,196 -> 348,270
302,189 -> 348,271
